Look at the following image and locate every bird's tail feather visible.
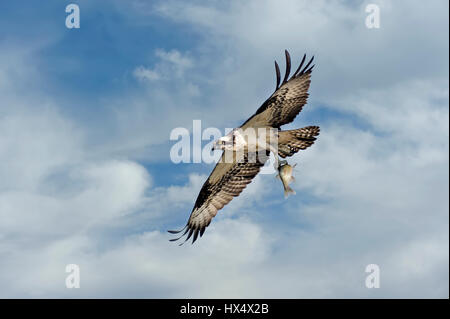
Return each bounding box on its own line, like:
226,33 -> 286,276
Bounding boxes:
277,126 -> 320,158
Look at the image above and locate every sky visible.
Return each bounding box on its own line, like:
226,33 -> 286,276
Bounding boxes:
0,0 -> 448,298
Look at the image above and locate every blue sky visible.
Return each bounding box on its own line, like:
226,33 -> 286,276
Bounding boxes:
0,0 -> 448,298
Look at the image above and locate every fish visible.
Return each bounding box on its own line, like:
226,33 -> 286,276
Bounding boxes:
276,160 -> 297,198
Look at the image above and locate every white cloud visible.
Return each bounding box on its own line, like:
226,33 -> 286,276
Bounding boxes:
0,0 -> 448,298
133,66 -> 160,81
155,49 -> 193,70
132,49 -> 194,83
0,46 -> 151,258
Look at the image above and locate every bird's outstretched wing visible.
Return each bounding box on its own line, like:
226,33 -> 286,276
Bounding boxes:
168,151 -> 268,245
241,50 -> 314,129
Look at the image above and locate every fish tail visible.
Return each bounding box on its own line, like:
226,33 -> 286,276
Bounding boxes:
284,185 -> 296,198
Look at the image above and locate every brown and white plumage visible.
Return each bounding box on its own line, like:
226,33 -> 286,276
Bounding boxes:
277,126 -> 320,158
169,151 -> 268,245
241,51 -> 314,129
169,50 -> 319,245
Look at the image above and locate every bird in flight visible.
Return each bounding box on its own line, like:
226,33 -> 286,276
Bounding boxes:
169,50 -> 320,245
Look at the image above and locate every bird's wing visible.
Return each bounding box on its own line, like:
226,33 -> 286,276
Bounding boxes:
241,51 -> 314,129
168,151 -> 268,245
277,126 -> 320,158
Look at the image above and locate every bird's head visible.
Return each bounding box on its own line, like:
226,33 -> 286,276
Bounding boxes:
212,133 -> 234,151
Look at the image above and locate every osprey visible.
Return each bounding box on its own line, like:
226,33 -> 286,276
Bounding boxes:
169,50 -> 320,245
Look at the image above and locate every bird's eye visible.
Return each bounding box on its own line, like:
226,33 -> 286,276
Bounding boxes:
221,141 -> 226,145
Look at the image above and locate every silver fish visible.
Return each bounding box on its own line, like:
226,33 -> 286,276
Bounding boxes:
276,161 -> 296,198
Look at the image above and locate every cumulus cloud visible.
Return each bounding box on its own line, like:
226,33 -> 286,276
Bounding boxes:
0,105 -> 151,246
0,0 -> 448,298
133,49 -> 194,83
133,66 -> 160,81
155,49 -> 193,71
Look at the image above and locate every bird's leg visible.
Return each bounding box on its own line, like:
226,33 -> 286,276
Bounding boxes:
274,154 -> 280,171
266,143 -> 280,170
269,128 -> 282,170
257,129 -> 281,171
